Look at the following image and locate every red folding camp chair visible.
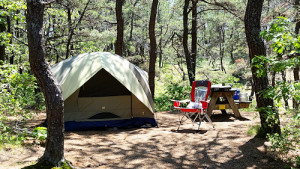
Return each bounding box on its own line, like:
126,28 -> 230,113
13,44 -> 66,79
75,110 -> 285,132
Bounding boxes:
172,80 -> 214,130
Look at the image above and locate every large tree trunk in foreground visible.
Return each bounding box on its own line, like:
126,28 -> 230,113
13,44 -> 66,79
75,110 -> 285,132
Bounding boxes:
26,0 -> 65,165
148,0 -> 158,99
244,0 -> 280,135
115,0 -> 124,56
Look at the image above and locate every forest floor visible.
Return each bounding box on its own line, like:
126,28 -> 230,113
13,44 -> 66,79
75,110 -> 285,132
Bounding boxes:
0,110 -> 289,169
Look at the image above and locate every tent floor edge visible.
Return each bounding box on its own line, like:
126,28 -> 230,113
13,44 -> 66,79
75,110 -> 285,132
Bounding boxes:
64,117 -> 158,131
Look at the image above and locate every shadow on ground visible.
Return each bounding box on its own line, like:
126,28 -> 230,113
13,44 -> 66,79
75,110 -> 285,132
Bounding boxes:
61,111 -> 287,169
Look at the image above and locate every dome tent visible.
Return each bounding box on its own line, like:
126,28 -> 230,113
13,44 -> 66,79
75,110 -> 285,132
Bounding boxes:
51,52 -> 157,131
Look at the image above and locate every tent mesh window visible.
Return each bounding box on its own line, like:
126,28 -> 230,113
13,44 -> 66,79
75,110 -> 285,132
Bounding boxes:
78,69 -> 131,97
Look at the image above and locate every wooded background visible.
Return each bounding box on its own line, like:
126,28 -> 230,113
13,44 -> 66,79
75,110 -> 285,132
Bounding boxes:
0,0 -> 299,167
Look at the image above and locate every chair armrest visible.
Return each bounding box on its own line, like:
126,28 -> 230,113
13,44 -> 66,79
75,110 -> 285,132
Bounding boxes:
171,99 -> 190,108
200,101 -> 209,109
171,99 -> 190,103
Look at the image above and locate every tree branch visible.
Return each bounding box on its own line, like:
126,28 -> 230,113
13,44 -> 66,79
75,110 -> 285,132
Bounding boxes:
199,0 -> 244,21
13,35 -> 28,46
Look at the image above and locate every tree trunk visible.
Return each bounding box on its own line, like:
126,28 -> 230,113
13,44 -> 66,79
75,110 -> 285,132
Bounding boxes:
191,0 -> 198,79
281,71 -> 289,109
0,6 -> 6,61
148,0 -> 158,99
7,15 -> 14,64
244,0 -> 280,135
229,29 -> 235,64
129,12 -> 134,42
219,25 -> 226,73
115,0 -> 124,56
183,0 -> 193,86
294,1 -> 300,109
158,3 -> 163,68
271,71 -> 276,87
65,6 -> 72,59
26,0 -> 65,165
129,0 -> 138,41
139,45 -> 144,57
158,31 -> 163,68
230,44 -> 235,64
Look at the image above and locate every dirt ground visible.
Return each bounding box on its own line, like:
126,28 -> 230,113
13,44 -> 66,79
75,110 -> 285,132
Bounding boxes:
0,110 -> 288,169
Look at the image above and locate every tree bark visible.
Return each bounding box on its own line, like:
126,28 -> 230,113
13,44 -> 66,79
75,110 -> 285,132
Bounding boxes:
65,6 -> 73,59
129,12 -> 134,42
115,0 -> 124,56
191,0 -> 198,79
230,44 -> 234,64
158,3 -> 163,68
244,0 -> 280,135
26,0 -> 65,165
139,45 -> 144,57
0,6 -> 6,61
219,25 -> 226,73
271,71 -> 276,87
280,70 -> 289,108
183,0 -> 193,86
294,0 -> 300,109
229,28 -> 235,64
149,0 -> 158,99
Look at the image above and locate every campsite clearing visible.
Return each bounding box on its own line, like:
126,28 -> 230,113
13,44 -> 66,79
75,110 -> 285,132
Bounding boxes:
0,111 -> 287,169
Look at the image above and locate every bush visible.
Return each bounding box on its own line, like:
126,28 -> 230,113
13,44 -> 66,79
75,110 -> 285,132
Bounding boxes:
0,63 -> 44,113
155,83 -> 191,111
0,117 -> 27,147
0,63 -> 45,147
267,111 -> 300,168
31,127 -> 47,141
257,17 -> 300,168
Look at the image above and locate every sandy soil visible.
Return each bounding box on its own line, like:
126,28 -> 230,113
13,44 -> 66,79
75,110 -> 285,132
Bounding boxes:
0,110 -> 287,169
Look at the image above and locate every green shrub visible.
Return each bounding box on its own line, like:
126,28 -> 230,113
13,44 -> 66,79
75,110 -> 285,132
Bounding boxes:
0,63 -> 45,147
155,83 -> 191,111
31,127 -> 47,141
258,17 -> 300,167
267,111 -> 299,168
0,119 -> 27,147
0,63 -> 44,113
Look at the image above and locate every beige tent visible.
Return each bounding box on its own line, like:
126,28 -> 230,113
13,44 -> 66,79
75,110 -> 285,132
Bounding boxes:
51,52 -> 157,130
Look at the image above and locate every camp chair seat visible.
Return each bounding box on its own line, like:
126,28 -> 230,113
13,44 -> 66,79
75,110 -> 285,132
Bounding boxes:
172,80 -> 214,131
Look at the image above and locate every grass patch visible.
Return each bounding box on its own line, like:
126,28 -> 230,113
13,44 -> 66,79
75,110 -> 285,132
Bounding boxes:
247,124 -> 266,138
247,125 -> 261,136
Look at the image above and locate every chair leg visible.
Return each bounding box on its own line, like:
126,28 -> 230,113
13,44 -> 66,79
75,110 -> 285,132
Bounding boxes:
177,114 -> 186,130
177,119 -> 182,130
197,120 -> 201,130
204,114 -> 214,128
177,123 -> 181,131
